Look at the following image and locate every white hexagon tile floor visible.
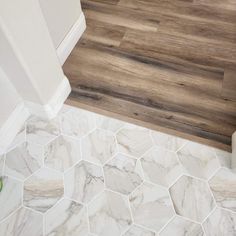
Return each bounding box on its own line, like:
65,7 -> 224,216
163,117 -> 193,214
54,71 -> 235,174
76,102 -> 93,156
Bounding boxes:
0,104 -> 235,236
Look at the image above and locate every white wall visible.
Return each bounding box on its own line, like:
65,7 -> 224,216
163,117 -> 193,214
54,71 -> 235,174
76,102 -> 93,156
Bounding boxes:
39,0 -> 82,48
0,0 -> 71,150
0,68 -> 22,127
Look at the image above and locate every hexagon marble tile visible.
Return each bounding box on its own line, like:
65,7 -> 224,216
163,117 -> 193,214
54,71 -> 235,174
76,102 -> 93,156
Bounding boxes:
88,190 -> 132,236
170,175 -> 215,222
203,208 -> 236,236
116,125 -> 153,158
159,215 -> 204,236
45,198 -> 89,236
96,114 -> 125,133
151,130 -> 187,152
23,167 -> 64,213
44,135 -> 81,172
0,207 -> 43,236
129,182 -> 175,232
26,117 -> 60,145
0,104 -> 235,236
104,153 -> 143,195
141,146 -> 183,187
209,168 -> 236,212
82,129 -> 117,165
61,108 -> 96,138
5,142 -> 43,180
177,141 -> 220,180
0,176 -> 23,222
64,160 -> 104,203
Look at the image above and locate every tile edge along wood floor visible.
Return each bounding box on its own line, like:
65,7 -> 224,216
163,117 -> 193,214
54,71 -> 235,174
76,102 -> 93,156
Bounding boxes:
64,0 -> 236,151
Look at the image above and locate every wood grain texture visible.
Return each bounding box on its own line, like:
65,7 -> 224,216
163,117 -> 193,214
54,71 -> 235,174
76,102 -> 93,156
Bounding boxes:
63,0 -> 236,151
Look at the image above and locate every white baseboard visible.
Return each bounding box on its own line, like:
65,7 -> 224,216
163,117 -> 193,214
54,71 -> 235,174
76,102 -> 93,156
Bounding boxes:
0,102 -> 30,153
57,13 -> 86,65
25,76 -> 71,119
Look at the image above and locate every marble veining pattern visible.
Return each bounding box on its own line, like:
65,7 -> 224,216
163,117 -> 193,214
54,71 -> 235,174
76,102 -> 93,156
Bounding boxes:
88,190 -> 132,236
177,141 -> 220,179
5,142 -> 43,180
61,108 -> 96,138
129,182 -> 175,232
141,147 -> 183,187
151,131 -> 187,152
26,117 -> 60,145
170,175 -> 215,222
104,153 -> 143,194
23,168 -> 64,213
203,208 -> 236,236
0,176 -> 23,222
44,135 -> 81,172
209,168 -> 236,212
45,198 -> 88,236
0,207 -> 43,236
116,125 -> 153,158
96,115 -> 125,133
0,104 -> 234,236
82,129 -> 117,165
64,161 -> 104,203
159,215 -> 204,236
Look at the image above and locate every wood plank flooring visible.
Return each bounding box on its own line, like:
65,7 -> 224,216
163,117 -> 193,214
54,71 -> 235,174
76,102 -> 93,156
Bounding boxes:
63,0 -> 236,151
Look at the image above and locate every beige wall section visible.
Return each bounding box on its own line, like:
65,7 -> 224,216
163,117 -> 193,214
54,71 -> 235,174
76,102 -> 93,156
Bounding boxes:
39,0 -> 82,48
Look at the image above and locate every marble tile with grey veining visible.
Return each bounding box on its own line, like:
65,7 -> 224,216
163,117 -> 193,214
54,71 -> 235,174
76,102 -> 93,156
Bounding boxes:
151,131 -> 187,152
64,161 -> 104,203
82,129 -> 117,165
141,147 -> 183,187
203,208 -> 236,236
45,198 -> 88,236
88,190 -> 132,236
0,207 -> 43,236
214,148 -> 232,168
123,224 -> 155,236
26,117 -> 60,145
116,125 -> 153,158
6,125 -> 26,151
209,168 -> 236,212
0,176 -> 23,221
159,215 -> 204,236
104,153 -> 143,194
96,114 -> 126,133
170,175 -> 215,222
129,182 -> 175,232
177,141 -> 220,179
61,108 -> 96,138
23,168 -> 63,213
5,142 -> 43,180
44,135 -> 81,172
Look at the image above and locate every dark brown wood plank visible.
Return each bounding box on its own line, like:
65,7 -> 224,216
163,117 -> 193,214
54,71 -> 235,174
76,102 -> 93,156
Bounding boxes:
118,0 -> 236,24
63,0 -> 236,151
81,0 -> 160,32
83,19 -> 126,46
120,30 -> 236,69
222,70 -> 236,101
64,40 -> 236,139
